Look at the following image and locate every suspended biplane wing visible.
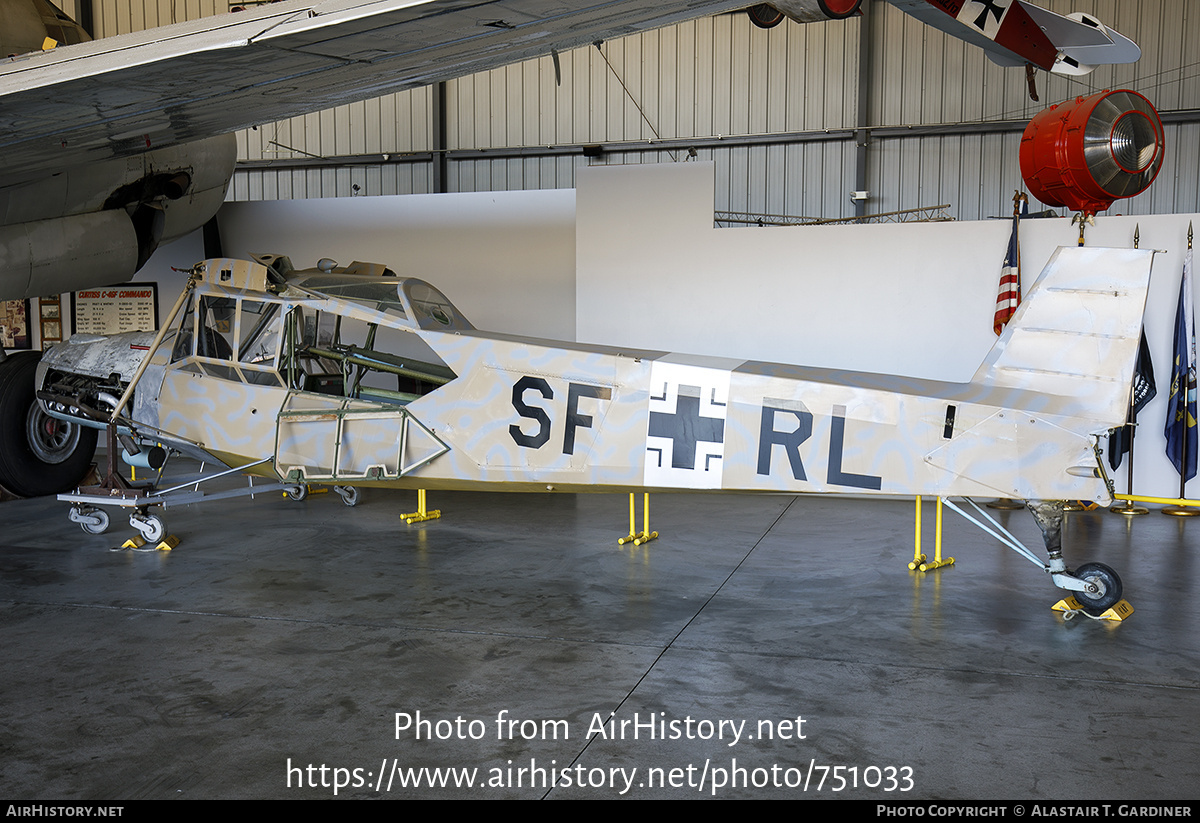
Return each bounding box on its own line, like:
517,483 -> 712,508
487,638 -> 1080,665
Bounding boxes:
884,0 -> 1140,75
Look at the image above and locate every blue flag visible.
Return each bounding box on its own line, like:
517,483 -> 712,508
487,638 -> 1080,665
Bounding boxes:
1165,249 -> 1198,481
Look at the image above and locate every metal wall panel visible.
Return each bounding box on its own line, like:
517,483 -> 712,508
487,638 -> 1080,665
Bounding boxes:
77,1 -> 1200,218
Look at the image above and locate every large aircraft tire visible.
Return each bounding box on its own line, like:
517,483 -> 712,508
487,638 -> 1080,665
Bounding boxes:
0,351 -> 97,498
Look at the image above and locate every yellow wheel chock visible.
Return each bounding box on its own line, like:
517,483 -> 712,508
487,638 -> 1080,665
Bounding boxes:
118,534 -> 179,552
1053,597 -> 1134,622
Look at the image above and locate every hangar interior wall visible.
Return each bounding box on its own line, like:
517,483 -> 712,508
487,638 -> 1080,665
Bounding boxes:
53,0 -> 1200,220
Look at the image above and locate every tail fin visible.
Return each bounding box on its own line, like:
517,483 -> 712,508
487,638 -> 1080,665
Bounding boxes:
971,246 -> 1156,427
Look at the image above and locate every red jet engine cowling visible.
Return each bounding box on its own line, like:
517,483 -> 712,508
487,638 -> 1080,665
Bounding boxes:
1020,90 -> 1164,216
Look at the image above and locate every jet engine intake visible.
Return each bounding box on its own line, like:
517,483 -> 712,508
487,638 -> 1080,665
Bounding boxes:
1020,90 -> 1164,216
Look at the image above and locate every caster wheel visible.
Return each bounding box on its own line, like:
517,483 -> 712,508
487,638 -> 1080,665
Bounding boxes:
285,484 -> 308,502
1072,562 -> 1123,615
131,513 -> 166,544
335,486 -> 360,507
77,508 -> 110,535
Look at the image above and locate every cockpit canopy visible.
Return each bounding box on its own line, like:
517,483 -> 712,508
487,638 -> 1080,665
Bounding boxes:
229,253 -> 474,332
172,255 -> 467,404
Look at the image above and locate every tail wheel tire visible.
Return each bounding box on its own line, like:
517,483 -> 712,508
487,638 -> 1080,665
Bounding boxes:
0,352 -> 97,498
1072,562 -> 1123,615
747,5 -> 784,28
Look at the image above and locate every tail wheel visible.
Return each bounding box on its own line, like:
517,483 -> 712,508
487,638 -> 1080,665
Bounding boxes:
747,5 -> 784,28
1072,562 -> 1123,615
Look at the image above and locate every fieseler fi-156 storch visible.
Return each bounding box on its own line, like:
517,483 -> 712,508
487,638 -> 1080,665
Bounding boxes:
37,244 -> 1156,614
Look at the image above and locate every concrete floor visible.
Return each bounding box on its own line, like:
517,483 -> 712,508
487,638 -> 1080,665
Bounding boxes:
1,463 -> 1198,800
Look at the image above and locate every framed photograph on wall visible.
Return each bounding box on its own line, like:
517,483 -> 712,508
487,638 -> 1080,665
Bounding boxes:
0,299 -> 31,350
39,296 -> 65,349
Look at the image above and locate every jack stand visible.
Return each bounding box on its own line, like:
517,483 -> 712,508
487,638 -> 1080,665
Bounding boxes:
401,489 -> 441,524
1052,597 -> 1135,622
618,492 -> 658,546
910,495 -> 954,571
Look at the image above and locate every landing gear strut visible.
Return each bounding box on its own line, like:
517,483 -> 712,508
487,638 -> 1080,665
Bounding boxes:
940,498 -> 1128,617
1027,499 -> 1125,615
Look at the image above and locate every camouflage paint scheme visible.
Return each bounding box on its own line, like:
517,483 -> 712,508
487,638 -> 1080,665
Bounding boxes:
37,246 -> 1156,503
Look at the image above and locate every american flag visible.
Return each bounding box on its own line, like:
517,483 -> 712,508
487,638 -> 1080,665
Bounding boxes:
993,193 -> 1027,335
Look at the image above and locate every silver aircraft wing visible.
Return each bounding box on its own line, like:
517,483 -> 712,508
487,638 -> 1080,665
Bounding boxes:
0,0 -> 753,186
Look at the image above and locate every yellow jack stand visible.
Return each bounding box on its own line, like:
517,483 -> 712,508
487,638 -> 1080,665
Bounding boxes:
618,492 -> 658,546
1052,597 -> 1134,622
910,495 -> 954,572
401,489 -> 441,524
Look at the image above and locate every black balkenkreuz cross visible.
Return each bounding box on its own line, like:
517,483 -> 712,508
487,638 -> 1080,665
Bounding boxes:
648,384 -> 724,470
971,0 -> 1008,30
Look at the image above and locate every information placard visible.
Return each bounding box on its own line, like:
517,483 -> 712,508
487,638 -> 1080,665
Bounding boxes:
72,284 -> 159,335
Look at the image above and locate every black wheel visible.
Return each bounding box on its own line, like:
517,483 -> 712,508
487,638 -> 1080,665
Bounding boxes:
747,5 -> 784,28
285,484 -> 308,502
0,352 -> 97,498
1072,562 -> 1123,615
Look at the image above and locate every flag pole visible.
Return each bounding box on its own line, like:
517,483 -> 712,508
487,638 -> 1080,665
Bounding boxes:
1163,221 -> 1200,516
1064,206 -> 1097,511
1111,224 -> 1150,515
987,190 -> 1027,511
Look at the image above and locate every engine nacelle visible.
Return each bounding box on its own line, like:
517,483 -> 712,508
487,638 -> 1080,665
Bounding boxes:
0,210 -> 139,299
0,134 -> 237,300
1020,90 -> 1164,216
